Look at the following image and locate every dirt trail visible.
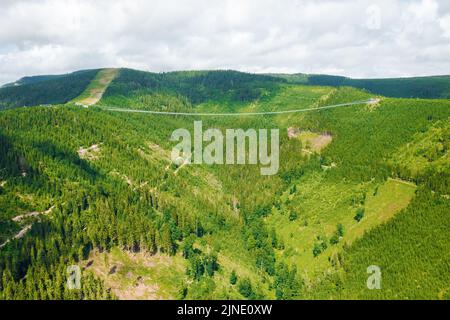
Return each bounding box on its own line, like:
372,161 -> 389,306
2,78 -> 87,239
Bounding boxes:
12,205 -> 55,222
1,206 -> 55,249
0,225 -> 32,249
74,68 -> 119,106
388,177 -> 417,188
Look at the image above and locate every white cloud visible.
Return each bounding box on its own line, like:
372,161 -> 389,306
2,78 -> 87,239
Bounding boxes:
440,14 -> 450,38
0,0 -> 449,84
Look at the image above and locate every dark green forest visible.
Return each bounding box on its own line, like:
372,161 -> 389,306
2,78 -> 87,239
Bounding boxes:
0,70 -> 99,111
274,73 -> 450,99
101,69 -> 285,105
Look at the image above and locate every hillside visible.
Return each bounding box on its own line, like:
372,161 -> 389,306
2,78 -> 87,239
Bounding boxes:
2,69 -> 449,111
2,75 -> 67,88
100,68 -> 285,106
71,69 -> 119,106
0,70 -> 99,110
0,69 -> 449,300
274,74 -> 450,99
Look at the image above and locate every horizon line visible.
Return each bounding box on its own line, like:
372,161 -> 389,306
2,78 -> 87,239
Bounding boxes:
2,67 -> 450,87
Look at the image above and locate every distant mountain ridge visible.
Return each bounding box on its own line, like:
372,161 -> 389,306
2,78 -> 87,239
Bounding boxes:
1,68 -> 449,111
1,69 -> 100,88
2,75 -> 64,88
0,70 -> 99,110
268,73 -> 450,99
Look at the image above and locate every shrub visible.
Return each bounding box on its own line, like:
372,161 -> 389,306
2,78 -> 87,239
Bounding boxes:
354,208 -> 365,222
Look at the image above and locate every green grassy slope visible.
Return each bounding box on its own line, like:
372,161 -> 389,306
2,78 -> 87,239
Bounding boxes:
390,120 -> 449,182
71,68 -> 119,106
311,188 -> 450,300
295,96 -> 450,299
258,86 -> 450,298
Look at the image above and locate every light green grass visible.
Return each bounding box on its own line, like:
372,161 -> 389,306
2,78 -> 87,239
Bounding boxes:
266,172 -> 416,285
390,119 -> 450,178
71,68 -> 119,106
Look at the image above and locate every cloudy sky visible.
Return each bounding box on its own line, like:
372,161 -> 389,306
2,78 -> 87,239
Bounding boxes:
1,0 -> 450,85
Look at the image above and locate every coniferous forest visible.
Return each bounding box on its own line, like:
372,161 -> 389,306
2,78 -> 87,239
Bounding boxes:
0,68 -> 449,300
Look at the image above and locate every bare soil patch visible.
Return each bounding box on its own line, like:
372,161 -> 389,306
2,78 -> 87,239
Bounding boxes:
12,205 -> 54,222
288,128 -> 333,154
78,143 -> 101,160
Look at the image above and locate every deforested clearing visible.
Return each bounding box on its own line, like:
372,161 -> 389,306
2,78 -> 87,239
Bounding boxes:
72,68 -> 119,106
288,128 -> 333,153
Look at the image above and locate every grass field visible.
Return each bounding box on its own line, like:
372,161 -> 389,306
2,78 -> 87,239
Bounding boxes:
391,119 -> 450,178
71,68 -> 119,106
266,173 -> 416,283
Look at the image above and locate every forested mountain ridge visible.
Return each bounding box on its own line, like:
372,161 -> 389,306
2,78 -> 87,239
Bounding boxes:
0,70 -> 99,110
100,68 -> 286,106
2,68 -> 450,112
0,68 -> 449,300
2,75 -> 65,88
273,73 -> 450,99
